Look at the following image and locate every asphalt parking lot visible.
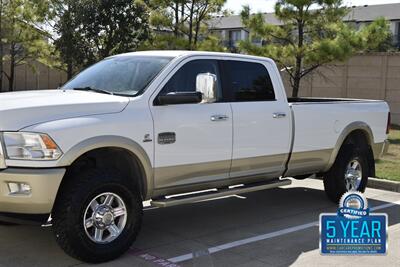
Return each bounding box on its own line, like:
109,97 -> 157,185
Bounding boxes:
0,178 -> 399,267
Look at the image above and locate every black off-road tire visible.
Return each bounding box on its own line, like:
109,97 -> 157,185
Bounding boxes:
52,168 -> 143,263
323,144 -> 369,203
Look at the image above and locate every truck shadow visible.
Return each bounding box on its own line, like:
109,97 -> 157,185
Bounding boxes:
136,185 -> 400,266
0,183 -> 399,267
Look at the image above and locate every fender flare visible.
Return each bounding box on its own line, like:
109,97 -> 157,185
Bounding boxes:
323,121 -> 374,172
57,135 -> 153,199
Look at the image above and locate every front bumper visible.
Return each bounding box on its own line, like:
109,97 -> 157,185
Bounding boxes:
0,168 -> 65,214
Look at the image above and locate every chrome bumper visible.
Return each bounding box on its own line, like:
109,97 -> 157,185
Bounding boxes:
0,168 -> 65,214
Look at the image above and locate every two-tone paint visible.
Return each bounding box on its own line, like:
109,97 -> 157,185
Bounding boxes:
0,51 -> 390,214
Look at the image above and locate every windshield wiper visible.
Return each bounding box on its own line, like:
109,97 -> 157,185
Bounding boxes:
73,87 -> 114,95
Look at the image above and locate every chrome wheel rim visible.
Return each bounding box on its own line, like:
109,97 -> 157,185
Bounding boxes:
83,192 -> 127,244
345,159 -> 362,191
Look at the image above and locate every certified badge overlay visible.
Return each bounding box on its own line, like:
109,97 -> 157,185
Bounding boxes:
320,191 -> 388,255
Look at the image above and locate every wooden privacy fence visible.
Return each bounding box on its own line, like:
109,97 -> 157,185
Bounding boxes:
282,53 -> 400,125
1,61 -> 67,92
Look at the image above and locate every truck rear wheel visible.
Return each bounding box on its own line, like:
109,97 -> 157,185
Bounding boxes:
52,168 -> 143,263
323,144 -> 369,203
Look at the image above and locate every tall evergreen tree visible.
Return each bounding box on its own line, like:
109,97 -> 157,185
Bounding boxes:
149,0 -> 226,49
0,0 -> 54,91
240,0 -> 392,97
55,0 -> 151,76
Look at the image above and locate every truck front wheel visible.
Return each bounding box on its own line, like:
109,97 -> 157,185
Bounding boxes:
323,144 -> 369,203
52,168 -> 143,263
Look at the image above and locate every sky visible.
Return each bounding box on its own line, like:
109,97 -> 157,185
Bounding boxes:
225,0 -> 400,14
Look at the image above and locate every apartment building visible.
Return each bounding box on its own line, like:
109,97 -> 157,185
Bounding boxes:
208,3 -> 400,50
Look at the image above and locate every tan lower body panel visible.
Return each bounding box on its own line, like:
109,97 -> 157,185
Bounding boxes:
154,154 -> 288,189
230,154 -> 287,179
0,168 -> 65,214
153,153 -> 289,198
154,159 -> 231,189
285,149 -> 333,177
152,143 -> 385,199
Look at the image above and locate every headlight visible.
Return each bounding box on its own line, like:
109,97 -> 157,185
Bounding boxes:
3,132 -> 62,160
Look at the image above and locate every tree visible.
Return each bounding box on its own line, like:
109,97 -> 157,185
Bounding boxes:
149,0 -> 187,38
52,0 -> 83,79
196,34 -> 227,52
149,0 -> 226,49
55,0 -> 151,76
0,0 -> 54,92
240,0 -> 392,97
360,18 -> 393,52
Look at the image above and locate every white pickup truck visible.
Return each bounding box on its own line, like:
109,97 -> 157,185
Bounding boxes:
0,51 -> 390,262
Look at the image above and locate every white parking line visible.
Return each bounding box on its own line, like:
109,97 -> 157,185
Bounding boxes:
167,200 -> 400,263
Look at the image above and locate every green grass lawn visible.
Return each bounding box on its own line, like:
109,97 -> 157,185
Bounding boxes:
375,125 -> 400,181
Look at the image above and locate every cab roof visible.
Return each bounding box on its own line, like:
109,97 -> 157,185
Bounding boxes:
113,50 -> 275,64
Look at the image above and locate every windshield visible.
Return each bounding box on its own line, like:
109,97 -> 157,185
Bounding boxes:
62,56 -> 173,96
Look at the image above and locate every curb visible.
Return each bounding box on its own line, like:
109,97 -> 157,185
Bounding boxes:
368,177 -> 400,193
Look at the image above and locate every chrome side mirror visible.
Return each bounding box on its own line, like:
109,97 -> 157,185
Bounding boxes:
196,73 -> 217,103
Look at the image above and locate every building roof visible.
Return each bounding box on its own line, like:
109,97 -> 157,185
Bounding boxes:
344,3 -> 400,22
209,3 -> 400,30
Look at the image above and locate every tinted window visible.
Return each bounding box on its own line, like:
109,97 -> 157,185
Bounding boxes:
160,60 -> 220,96
222,61 -> 275,102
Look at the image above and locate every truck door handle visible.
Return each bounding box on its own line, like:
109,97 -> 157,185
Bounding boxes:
273,112 -> 287,119
211,115 -> 229,121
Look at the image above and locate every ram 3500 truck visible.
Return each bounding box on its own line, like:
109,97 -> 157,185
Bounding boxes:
0,51 -> 390,262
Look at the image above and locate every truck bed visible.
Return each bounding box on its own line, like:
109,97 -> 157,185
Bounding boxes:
284,98 -> 389,177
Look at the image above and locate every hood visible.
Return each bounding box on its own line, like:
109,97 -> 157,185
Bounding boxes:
0,90 -> 129,130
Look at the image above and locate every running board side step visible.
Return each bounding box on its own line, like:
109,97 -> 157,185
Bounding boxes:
150,179 -> 292,208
